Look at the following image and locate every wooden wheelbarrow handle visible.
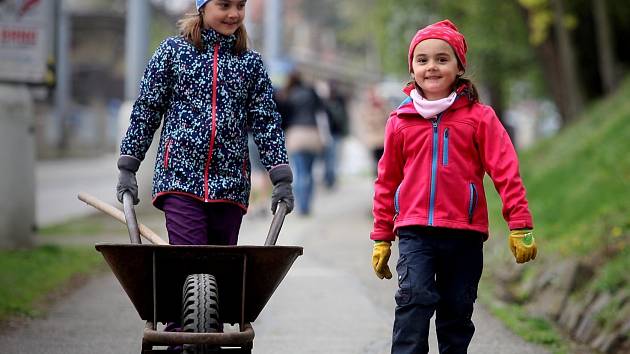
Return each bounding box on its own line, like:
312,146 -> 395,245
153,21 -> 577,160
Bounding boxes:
77,192 -> 168,245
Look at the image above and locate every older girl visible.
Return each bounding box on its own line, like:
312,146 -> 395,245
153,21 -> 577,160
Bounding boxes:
116,0 -> 294,247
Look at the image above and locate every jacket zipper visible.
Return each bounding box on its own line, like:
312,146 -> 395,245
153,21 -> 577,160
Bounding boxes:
442,128 -> 449,166
468,183 -> 478,223
428,113 -> 443,225
203,43 -> 220,202
393,185 -> 401,221
163,138 -> 172,169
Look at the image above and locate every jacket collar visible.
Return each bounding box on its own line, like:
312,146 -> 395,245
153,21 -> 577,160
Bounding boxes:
397,82 -> 470,118
201,28 -> 236,49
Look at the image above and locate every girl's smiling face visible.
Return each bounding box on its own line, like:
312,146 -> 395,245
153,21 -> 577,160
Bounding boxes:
411,38 -> 463,100
201,0 -> 246,36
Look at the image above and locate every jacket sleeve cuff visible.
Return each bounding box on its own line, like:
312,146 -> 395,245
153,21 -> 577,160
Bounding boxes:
508,219 -> 533,231
370,231 -> 395,242
117,155 -> 141,172
269,164 -> 293,184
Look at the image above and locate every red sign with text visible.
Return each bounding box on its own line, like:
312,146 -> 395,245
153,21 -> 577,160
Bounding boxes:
0,0 -> 52,84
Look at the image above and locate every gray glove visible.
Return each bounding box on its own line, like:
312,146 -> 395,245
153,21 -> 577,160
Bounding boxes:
269,164 -> 294,214
116,155 -> 140,205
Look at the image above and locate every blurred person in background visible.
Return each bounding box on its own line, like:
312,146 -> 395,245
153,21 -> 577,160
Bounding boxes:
246,132 -> 272,217
279,70 -> 326,216
357,85 -> 391,176
115,0 -> 295,340
319,80 -> 350,190
370,20 -> 536,354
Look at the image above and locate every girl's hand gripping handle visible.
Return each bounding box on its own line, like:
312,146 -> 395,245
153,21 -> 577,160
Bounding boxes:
116,156 -> 140,205
269,165 -> 295,214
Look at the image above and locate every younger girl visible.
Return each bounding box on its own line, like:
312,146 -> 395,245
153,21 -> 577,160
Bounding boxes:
116,0 -> 294,247
370,20 -> 537,353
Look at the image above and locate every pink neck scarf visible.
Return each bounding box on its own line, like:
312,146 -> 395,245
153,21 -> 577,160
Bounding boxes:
410,89 -> 457,119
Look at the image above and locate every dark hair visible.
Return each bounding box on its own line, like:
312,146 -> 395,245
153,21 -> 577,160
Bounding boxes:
454,77 -> 479,103
285,70 -> 303,91
452,57 -> 478,103
409,43 -> 478,103
177,11 -> 248,55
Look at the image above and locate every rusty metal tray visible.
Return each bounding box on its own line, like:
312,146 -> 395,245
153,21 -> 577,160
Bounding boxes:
96,243 -> 302,325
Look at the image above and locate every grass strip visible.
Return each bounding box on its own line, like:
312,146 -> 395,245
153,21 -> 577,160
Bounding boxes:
37,214 -> 123,237
0,245 -> 104,320
478,280 -> 570,354
488,302 -> 569,354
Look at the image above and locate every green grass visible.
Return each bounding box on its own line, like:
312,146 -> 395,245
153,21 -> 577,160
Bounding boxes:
486,76 -> 630,282
0,245 -> 104,320
591,247 -> 630,292
517,78 -> 630,288
519,79 -> 630,258
489,303 -> 569,354
38,214 -> 125,237
478,275 -> 569,353
481,77 -> 630,350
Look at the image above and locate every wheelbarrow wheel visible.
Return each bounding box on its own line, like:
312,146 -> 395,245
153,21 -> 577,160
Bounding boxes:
181,273 -> 220,354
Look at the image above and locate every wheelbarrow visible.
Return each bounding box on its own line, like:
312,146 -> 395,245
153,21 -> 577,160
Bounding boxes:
78,192 -> 303,353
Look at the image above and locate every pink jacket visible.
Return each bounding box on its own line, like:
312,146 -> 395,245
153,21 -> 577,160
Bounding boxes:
371,86 -> 533,241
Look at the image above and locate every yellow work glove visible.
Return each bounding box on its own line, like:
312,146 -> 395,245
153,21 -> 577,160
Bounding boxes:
509,229 -> 537,264
372,241 -> 392,279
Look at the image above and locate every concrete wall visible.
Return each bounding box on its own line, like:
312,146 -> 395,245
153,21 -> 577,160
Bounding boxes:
0,84 -> 35,248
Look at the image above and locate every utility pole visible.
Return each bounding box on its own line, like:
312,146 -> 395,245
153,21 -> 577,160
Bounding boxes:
0,0 -> 54,248
55,0 -> 70,151
125,0 -> 150,101
0,85 -> 35,248
264,0 -> 284,78
118,0 -> 153,210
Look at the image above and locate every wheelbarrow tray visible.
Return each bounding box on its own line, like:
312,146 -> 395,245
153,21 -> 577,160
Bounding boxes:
95,243 -> 303,325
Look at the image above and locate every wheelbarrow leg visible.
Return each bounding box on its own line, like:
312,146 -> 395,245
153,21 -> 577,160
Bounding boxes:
140,340 -> 152,353
242,341 -> 253,353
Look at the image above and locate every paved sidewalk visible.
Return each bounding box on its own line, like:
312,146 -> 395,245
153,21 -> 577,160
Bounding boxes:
4,167 -> 551,353
248,178 -> 550,354
36,154 -> 119,226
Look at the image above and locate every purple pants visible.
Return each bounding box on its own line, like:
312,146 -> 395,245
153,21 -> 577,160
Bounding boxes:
162,194 -> 244,246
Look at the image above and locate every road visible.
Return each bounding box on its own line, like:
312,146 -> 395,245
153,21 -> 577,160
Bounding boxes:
35,154 -> 119,226
0,153 -> 551,354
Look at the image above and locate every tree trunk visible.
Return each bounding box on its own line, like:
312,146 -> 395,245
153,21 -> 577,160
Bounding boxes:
485,75 -> 514,141
537,39 -> 568,124
550,0 -> 583,125
515,4 -> 569,128
592,0 -> 617,94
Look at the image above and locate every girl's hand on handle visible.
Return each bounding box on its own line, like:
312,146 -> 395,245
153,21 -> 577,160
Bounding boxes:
269,165 -> 294,214
116,156 -> 140,205
372,241 -> 393,279
509,229 -> 537,263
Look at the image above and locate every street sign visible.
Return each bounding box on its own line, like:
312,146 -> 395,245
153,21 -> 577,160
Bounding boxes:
0,0 -> 54,85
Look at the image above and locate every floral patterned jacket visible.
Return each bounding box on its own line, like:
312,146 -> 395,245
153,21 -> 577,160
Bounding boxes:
120,28 -> 288,211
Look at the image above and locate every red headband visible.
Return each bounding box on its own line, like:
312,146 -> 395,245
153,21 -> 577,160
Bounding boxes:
408,19 -> 467,73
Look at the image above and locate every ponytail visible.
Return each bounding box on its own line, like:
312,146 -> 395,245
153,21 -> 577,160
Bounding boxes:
177,11 -> 249,55
454,77 -> 479,103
